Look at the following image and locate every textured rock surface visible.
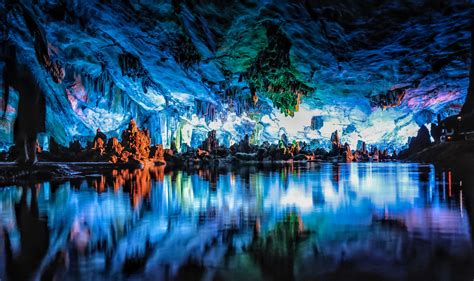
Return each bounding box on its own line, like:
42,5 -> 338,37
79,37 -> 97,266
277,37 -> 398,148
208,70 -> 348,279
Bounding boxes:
0,0 -> 472,151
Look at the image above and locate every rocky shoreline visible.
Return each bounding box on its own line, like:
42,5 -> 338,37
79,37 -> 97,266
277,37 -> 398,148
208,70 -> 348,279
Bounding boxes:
2,117 -> 469,185
1,119 -> 402,167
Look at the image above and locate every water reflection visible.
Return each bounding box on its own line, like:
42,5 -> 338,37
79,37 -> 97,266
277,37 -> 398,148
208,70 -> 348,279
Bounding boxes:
0,163 -> 472,280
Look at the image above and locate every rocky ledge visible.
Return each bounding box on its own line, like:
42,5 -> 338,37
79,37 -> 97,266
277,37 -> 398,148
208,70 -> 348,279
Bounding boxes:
2,119 -> 402,170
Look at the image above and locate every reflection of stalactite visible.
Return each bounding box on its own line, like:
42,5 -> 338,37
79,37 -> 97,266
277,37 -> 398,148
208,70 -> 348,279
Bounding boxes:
248,212 -> 309,281
198,167 -> 219,190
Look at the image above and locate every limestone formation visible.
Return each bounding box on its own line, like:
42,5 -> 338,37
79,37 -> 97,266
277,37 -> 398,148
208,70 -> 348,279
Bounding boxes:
200,130 -> 219,154
120,119 -> 151,162
343,143 -> 353,162
330,131 -> 342,155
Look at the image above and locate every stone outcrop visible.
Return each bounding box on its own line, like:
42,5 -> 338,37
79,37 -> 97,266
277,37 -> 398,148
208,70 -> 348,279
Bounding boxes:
11,120 -> 402,165
200,130 -> 219,154
330,130 -> 342,155
120,119 -> 151,162
343,143 -> 353,162
399,125 -> 432,158
149,144 -> 165,164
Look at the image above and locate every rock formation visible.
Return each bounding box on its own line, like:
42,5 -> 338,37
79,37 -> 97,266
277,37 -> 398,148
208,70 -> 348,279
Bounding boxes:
0,1 -> 470,151
399,125 -> 432,158
120,119 -> 151,162
330,131 -> 342,155
343,143 -> 353,162
200,130 -> 219,154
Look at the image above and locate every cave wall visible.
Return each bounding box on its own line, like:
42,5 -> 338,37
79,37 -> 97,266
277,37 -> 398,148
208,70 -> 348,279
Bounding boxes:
0,0 -> 472,151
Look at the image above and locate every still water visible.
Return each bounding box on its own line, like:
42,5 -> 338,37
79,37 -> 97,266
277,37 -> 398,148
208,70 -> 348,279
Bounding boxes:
0,163 -> 472,281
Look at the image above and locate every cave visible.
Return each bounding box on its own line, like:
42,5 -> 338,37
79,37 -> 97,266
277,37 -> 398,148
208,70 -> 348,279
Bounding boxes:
0,1 -> 473,281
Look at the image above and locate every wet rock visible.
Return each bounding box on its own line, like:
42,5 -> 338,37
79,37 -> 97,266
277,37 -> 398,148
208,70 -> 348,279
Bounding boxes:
280,134 -> 289,147
107,137 -> 123,155
357,140 -> 368,155
170,140 -> 178,154
93,129 -> 107,148
196,148 -> 210,158
69,140 -> 83,154
430,114 -> 442,143
293,154 -> 312,161
391,150 -> 398,159
91,138 -> 106,156
372,149 -> 379,162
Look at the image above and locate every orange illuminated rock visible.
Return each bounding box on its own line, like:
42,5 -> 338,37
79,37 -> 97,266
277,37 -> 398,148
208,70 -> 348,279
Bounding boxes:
343,143 -> 353,162
120,119 -> 151,163
150,144 -> 165,164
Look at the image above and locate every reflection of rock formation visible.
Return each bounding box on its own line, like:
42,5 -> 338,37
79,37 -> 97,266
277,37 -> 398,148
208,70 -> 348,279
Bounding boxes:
90,166 -> 165,207
0,163 -> 471,280
249,212 -> 309,281
4,187 -> 50,280
122,239 -> 153,275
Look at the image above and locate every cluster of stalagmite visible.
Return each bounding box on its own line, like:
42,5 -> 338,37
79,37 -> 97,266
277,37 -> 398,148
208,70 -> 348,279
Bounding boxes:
4,118 -> 442,166
328,130 -> 396,162
34,119 -> 166,166
88,119 -> 153,165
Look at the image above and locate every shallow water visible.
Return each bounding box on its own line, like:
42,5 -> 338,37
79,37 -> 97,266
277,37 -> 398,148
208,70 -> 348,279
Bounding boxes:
0,163 -> 473,281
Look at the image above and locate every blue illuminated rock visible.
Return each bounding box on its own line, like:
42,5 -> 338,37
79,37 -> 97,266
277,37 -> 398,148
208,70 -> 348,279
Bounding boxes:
0,1 -> 471,152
